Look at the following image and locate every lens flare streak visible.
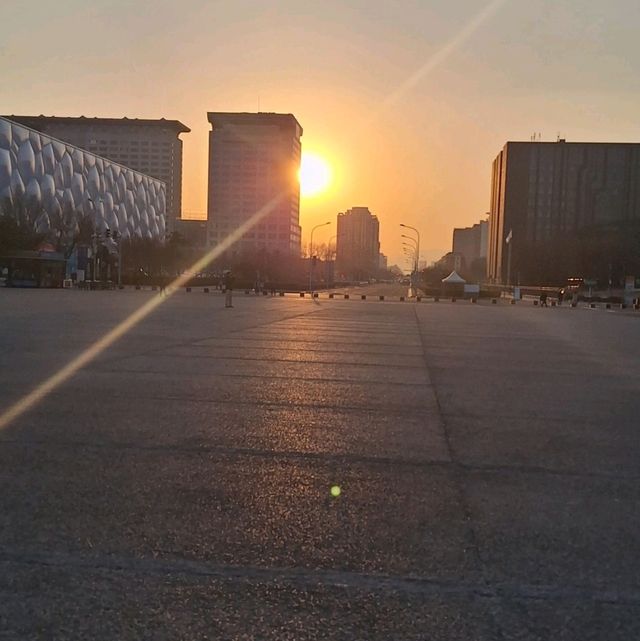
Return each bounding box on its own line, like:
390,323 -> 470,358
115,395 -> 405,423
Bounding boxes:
0,193 -> 286,432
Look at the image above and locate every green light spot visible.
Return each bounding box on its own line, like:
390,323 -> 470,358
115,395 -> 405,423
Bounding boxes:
330,485 -> 341,497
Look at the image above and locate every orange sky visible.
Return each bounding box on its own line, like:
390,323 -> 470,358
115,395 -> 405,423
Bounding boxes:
4,0 -> 640,268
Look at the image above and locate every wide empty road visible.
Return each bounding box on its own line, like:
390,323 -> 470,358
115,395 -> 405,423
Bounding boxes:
1,290 -> 639,640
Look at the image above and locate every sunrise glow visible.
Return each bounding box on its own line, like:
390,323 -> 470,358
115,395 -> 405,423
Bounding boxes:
299,152 -> 332,197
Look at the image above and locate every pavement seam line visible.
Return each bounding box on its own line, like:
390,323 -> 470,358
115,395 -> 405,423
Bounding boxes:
412,305 -> 509,641
3,550 -> 639,607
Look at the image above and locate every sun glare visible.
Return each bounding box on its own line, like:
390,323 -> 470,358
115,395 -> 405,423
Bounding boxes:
299,152 -> 332,197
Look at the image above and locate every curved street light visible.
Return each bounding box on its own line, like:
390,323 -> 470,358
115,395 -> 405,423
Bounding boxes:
401,235 -> 418,271
400,223 -> 421,273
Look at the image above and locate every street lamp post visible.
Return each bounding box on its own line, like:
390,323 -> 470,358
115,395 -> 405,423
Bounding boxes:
403,248 -> 417,268
400,224 -> 420,272
309,221 -> 331,294
112,230 -> 123,288
401,237 -> 418,272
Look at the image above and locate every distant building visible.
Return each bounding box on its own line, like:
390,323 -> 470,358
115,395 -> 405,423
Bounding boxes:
4,115 -> 189,233
173,219 -> 208,249
378,253 -> 388,271
336,207 -> 380,280
435,252 -> 463,274
452,219 -> 488,278
206,112 -> 302,256
488,140 -> 640,285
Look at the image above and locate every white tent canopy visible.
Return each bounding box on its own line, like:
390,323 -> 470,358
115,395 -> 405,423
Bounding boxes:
441,271 -> 466,284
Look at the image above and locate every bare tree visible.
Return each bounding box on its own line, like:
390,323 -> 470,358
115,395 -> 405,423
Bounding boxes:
0,197 -> 46,252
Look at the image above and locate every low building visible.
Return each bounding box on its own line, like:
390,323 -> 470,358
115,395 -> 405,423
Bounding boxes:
1,249 -> 66,288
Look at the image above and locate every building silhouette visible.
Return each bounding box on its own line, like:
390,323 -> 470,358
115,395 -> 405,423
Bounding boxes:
336,207 -> 380,281
4,115 -> 189,233
488,140 -> 640,285
452,218 -> 488,279
206,112 -> 302,256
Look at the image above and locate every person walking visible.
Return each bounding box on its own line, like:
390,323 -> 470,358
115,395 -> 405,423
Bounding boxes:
223,270 -> 234,308
540,292 -> 548,307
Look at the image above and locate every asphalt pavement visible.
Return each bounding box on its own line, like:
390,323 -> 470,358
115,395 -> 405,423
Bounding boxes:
0,288 -> 639,640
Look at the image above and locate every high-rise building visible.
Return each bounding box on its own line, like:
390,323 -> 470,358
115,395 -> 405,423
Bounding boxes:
336,207 -> 380,280
488,140 -> 640,285
4,115 -> 190,233
206,112 -> 302,255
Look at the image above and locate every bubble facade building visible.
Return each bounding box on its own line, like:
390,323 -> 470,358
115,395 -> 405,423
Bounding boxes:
0,116 -> 166,240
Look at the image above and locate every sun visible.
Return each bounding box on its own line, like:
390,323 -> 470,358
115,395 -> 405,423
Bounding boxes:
299,152 -> 332,197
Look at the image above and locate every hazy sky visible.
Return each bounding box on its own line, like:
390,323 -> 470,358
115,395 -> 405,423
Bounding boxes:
4,0 -> 640,267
